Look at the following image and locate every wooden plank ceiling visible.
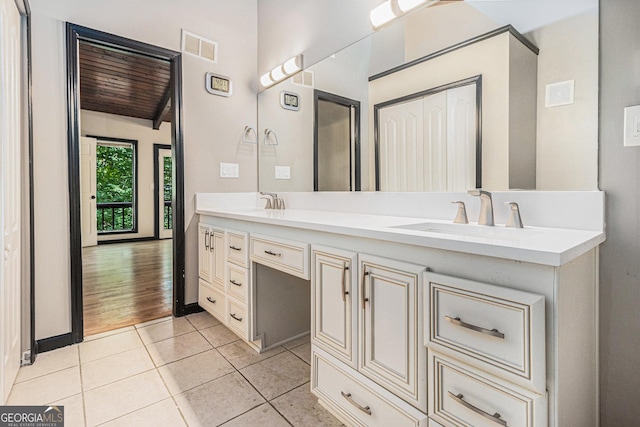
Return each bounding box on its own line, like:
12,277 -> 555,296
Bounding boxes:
79,41 -> 171,129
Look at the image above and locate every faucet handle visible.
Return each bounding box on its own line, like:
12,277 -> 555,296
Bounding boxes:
260,197 -> 273,209
505,202 -> 524,228
451,201 -> 468,224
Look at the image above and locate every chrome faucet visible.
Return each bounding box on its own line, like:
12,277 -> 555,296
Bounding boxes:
259,192 -> 285,210
505,202 -> 524,228
468,189 -> 494,226
260,192 -> 276,209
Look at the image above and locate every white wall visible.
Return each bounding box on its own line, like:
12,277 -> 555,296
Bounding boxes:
30,0 -> 258,340
599,1 -> 640,424
258,0 -> 379,75
528,9 -> 598,190
80,110 -> 171,241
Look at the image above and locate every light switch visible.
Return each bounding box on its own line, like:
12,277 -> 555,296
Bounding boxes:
275,165 -> 291,179
220,162 -> 239,178
624,105 -> 640,147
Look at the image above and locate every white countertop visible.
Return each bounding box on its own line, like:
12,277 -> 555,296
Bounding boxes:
196,205 -> 605,266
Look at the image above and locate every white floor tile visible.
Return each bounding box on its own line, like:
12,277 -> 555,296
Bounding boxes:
145,331 -> 212,367
158,349 -> 234,395
7,366 -> 81,406
81,346 -> 155,391
137,317 -> 195,345
99,398 -> 186,427
185,311 -> 220,330
80,330 -> 143,363
134,316 -> 173,329
84,370 -> 170,426
47,393 -> 85,427
16,345 -> 79,383
83,326 -> 136,342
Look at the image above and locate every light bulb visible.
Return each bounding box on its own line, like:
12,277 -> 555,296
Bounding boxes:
270,65 -> 286,82
282,56 -> 302,75
397,0 -> 427,12
370,1 -> 396,27
370,1 -> 397,28
260,72 -> 275,88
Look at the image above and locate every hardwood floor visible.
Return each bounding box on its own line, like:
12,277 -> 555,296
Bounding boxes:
82,240 -> 172,336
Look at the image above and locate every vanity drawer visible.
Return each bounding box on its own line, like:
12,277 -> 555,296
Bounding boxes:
227,264 -> 249,303
198,280 -> 226,323
312,348 -> 427,427
250,234 -> 309,279
425,272 -> 545,393
227,230 -> 249,267
428,351 -> 547,427
226,298 -> 249,340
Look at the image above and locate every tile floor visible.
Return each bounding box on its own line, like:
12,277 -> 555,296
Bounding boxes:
8,312 -> 343,427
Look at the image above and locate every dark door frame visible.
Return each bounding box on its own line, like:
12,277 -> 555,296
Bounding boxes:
65,23 -> 186,345
153,143 -> 172,240
313,90 -> 361,191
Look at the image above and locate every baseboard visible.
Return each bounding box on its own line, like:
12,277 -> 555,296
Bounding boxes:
183,303 -> 204,316
36,332 -> 74,354
98,236 -> 158,245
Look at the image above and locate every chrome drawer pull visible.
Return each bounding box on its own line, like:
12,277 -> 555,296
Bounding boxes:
342,264 -> 349,302
341,391 -> 371,416
448,392 -> 507,426
445,315 -> 505,339
206,297 -> 216,304
229,245 -> 242,251
264,250 -> 282,257
230,313 -> 243,322
361,268 -> 369,309
204,230 -> 210,250
230,279 -> 242,287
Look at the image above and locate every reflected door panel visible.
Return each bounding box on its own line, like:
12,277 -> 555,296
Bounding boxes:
377,81 -> 477,192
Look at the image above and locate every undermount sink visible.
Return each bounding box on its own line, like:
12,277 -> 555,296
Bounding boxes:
391,222 -> 542,241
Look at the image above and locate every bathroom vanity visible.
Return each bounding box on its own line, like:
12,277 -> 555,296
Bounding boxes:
196,191 -> 604,427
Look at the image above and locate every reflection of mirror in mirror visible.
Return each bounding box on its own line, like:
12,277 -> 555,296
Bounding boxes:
258,0 -> 598,192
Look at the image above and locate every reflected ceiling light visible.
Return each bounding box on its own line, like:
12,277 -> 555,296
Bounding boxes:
397,0 -> 427,12
371,0 -> 440,28
260,54 -> 304,88
260,72 -> 275,88
370,1 -> 397,28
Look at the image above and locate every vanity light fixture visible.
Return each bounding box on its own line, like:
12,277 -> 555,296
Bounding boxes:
370,0 -> 439,28
260,55 -> 304,88
370,0 -> 398,28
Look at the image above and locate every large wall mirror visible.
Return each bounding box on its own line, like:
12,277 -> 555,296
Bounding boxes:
258,0 -> 598,192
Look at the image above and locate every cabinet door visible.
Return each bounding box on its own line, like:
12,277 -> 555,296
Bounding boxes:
198,224 -> 213,284
212,231 -> 225,286
312,246 -> 357,368
359,254 -> 426,410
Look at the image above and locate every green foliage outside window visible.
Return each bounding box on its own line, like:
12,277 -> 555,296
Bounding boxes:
96,144 -> 134,232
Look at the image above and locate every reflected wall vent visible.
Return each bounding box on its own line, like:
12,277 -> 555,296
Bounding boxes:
181,30 -> 218,63
291,70 -> 314,88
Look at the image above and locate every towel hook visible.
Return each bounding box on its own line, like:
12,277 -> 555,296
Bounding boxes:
264,129 -> 279,145
242,126 -> 257,144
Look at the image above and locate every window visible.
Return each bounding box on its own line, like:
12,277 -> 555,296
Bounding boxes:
96,138 -> 137,234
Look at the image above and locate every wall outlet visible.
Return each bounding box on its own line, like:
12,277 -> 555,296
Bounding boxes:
220,162 -> 239,178
624,105 -> 640,146
275,165 -> 291,179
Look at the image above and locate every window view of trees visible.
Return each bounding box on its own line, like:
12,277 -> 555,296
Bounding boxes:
96,142 -> 135,232
163,156 -> 173,230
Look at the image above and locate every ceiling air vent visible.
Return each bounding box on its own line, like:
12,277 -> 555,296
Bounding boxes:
181,30 -> 218,63
291,70 -> 314,88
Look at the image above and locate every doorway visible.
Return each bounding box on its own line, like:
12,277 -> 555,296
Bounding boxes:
313,90 -> 361,191
66,23 -> 185,343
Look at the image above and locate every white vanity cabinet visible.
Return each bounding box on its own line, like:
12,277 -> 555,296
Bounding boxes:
311,248 -> 428,425
197,191 -> 602,427
359,254 -> 426,410
312,246 -> 358,368
198,224 -> 226,323
198,224 -> 224,289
